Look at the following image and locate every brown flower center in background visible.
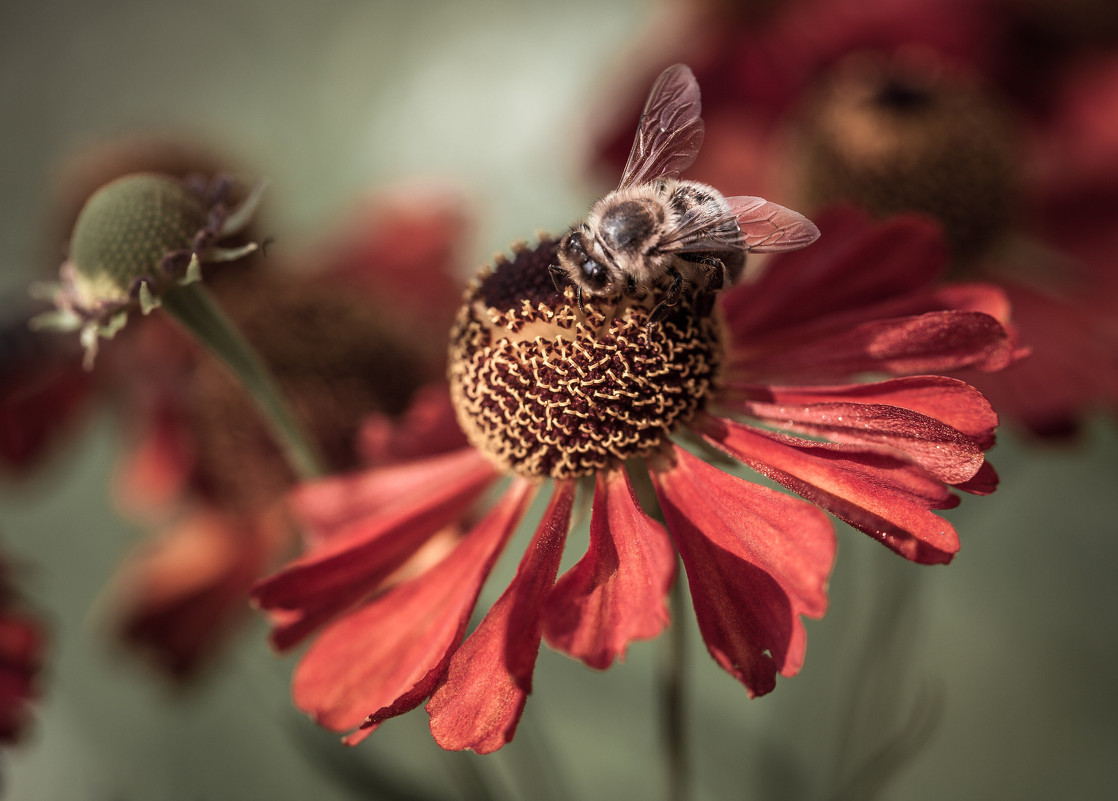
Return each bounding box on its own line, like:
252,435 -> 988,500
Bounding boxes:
790,55 -> 1020,261
448,238 -> 724,480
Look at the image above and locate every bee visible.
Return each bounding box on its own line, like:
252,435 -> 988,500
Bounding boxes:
550,63 -> 820,326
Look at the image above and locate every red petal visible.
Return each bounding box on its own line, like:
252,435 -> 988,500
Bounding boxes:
426,480 -> 574,753
722,208 -> 947,339
694,414 -> 961,564
289,480 -> 536,742
950,461 -> 999,496
356,383 -> 468,466
721,376 -> 998,445
291,448 -> 493,543
731,310 -> 1013,383
718,394 -> 986,484
112,399 -> 196,520
542,468 -> 675,669
650,446 -> 834,697
252,450 -> 499,650
110,509 -> 285,679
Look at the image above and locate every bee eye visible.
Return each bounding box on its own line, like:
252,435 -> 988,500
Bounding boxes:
579,259 -> 610,289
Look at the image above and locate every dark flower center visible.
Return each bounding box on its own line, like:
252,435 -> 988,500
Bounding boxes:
791,55 -> 1020,260
448,237 -> 724,479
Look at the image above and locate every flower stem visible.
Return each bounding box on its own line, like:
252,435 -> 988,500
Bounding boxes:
662,567 -> 690,801
160,282 -> 326,480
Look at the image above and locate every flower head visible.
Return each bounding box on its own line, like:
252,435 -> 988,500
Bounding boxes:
252,205 -> 1014,753
33,171 -> 264,367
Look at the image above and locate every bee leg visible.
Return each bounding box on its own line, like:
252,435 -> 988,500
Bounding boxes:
548,264 -> 567,295
703,257 -> 726,293
698,257 -> 726,317
647,265 -> 684,333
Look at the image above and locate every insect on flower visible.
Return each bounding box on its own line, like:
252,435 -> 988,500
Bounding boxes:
552,63 -> 820,325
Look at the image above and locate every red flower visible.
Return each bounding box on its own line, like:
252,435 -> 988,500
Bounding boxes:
252,207 -> 1014,753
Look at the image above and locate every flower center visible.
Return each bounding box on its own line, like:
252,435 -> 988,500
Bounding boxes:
448,237 -> 724,480
790,54 -> 1020,260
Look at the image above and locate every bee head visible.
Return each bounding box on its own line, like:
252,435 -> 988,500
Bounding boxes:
558,228 -> 613,294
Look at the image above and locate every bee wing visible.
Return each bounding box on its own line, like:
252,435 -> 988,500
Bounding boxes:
618,64 -> 705,190
724,196 -> 821,252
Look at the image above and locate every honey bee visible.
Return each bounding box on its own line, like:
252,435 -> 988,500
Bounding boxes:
550,64 -> 820,325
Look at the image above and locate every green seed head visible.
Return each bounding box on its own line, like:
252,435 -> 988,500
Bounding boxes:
68,173 -> 208,303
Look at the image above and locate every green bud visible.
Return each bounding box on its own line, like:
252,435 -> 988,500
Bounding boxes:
68,173 -> 208,304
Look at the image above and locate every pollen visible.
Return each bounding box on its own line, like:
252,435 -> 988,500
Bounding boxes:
448,237 -> 724,480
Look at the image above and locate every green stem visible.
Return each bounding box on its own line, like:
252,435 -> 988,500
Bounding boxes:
160,282 -> 326,480
662,570 -> 690,801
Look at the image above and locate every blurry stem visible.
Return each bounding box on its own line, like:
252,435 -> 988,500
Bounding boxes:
627,461 -> 690,801
662,568 -> 689,801
160,282 -> 326,480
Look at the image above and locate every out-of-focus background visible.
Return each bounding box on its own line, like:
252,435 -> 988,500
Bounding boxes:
1,1 -> 1116,799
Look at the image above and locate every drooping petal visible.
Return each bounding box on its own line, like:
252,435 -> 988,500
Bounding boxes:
694,413 -> 961,564
650,446 -> 835,697
289,479 -> 537,743
542,467 -> 676,669
0,586 -> 45,744
0,340 -> 93,474
252,449 -> 500,650
425,480 -> 574,754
